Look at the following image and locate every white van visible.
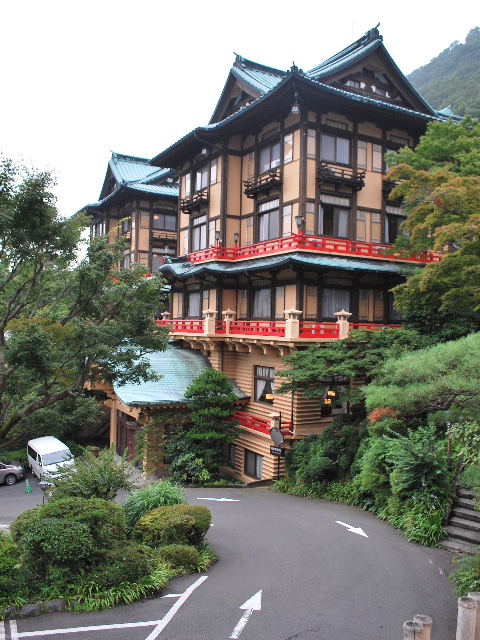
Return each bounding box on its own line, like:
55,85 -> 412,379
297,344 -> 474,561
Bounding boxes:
27,437 -> 74,479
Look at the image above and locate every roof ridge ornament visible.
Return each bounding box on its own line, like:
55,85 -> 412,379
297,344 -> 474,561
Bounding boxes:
365,23 -> 382,43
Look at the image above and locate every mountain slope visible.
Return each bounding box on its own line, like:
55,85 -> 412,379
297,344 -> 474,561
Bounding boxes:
408,27 -> 480,119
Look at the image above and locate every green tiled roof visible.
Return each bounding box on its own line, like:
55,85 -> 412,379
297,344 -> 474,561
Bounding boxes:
159,253 -> 415,280
113,342 -> 248,407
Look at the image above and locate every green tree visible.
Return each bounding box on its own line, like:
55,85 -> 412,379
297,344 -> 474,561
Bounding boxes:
385,118 -> 480,337
183,369 -> 239,475
0,156 -> 169,442
277,328 -> 425,412
363,332 -> 480,421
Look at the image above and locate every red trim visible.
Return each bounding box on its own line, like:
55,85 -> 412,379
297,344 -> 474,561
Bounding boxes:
234,411 -> 291,435
187,233 -> 440,266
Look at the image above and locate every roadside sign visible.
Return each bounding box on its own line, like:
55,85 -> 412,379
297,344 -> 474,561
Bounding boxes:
270,445 -> 284,456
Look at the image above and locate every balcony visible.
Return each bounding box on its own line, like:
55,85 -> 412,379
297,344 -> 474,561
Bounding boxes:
234,411 -> 291,436
317,163 -> 366,192
156,316 -> 401,341
244,168 -> 282,198
181,188 -> 208,213
186,233 -> 441,266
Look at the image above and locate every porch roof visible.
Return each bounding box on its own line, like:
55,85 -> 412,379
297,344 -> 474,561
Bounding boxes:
113,342 -> 248,407
158,252 -> 414,279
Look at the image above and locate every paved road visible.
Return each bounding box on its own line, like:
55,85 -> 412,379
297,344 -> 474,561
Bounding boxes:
1,481 -> 458,640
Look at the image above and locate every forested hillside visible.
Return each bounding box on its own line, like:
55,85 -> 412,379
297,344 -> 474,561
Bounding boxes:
408,27 -> 480,119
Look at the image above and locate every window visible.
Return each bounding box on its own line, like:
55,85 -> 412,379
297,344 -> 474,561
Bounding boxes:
357,140 -> 367,169
259,141 -> 280,174
202,290 -> 210,314
208,220 -> 216,247
252,283 -> 271,318
275,285 -> 285,319
210,158 -> 217,185
246,217 -> 253,246
120,250 -> 130,270
121,218 -> 131,235
372,144 -> 383,173
185,173 -> 191,197
307,129 -> 316,158
389,135 -> 409,147
94,221 -> 104,237
177,292 -> 183,317
284,133 -> 293,164
326,119 -> 348,131
319,204 -> 349,238
359,289 -> 385,322
247,152 -> 255,179
195,166 -> 209,192
191,215 -> 207,252
356,211 -> 382,243
385,207 -> 406,244
238,289 -> 247,318
187,286 -> 201,317
320,134 -> 350,164
244,449 -> 263,479
183,229 -> 189,256
254,366 -> 275,404
305,285 -> 317,319
258,199 -> 279,242
322,288 -> 350,319
282,204 -> 292,237
305,201 -> 315,236
153,213 -> 176,231
389,293 -> 402,322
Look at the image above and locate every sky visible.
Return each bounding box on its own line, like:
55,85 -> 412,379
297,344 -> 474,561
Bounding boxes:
0,0 -> 477,220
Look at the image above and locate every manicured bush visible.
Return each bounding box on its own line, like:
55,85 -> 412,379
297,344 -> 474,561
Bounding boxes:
84,542 -> 158,589
156,544 -> 200,571
40,497 -> 126,550
133,505 -> 211,548
0,447 -> 28,468
21,517 -> 94,572
9,508 -> 42,543
123,480 -> 187,531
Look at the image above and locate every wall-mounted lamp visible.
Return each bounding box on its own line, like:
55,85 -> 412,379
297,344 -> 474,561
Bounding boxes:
234,232 -> 239,245
295,215 -> 304,231
201,147 -> 208,156
291,88 -> 300,115
215,229 -> 220,247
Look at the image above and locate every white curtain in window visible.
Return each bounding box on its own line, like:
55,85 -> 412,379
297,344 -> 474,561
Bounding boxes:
336,138 -> 350,164
321,135 -> 335,161
322,289 -> 350,318
271,142 -> 280,168
253,289 -> 271,318
335,209 -> 349,237
187,292 -> 201,317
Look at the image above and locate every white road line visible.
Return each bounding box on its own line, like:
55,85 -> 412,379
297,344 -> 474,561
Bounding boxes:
14,576 -> 208,638
144,576 -> 208,640
10,620 -> 18,640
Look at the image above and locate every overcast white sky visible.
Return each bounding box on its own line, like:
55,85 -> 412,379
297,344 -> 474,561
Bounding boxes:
0,0 -> 477,219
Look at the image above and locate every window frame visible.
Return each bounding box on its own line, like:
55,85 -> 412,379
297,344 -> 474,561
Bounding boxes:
320,133 -> 351,165
254,365 -> 275,404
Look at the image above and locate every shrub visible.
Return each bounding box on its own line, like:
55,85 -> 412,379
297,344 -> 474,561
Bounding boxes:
40,497 -> 127,551
48,446 -> 135,501
133,505 -> 211,548
0,447 -> 28,467
21,518 -> 94,574
9,508 -> 42,543
458,464 -> 480,491
0,532 -> 20,574
84,543 -> 158,589
450,553 -> 480,597
156,544 -> 200,571
123,480 -> 187,531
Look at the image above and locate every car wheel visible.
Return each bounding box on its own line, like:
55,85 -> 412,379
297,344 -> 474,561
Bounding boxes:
4,474 -> 17,486
31,468 -> 36,478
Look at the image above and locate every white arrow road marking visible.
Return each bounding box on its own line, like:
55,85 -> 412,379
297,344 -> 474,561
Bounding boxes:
12,576 -> 208,638
335,521 -> 369,537
197,497 -> 240,502
229,590 -> 262,639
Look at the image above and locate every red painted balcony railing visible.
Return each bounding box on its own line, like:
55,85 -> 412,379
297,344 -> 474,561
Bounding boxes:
156,318 -> 399,339
234,411 -> 291,435
186,233 -> 440,266
299,322 -> 339,339
229,321 -> 286,337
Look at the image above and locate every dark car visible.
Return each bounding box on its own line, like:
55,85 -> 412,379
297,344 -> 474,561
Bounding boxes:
0,459 -> 25,485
